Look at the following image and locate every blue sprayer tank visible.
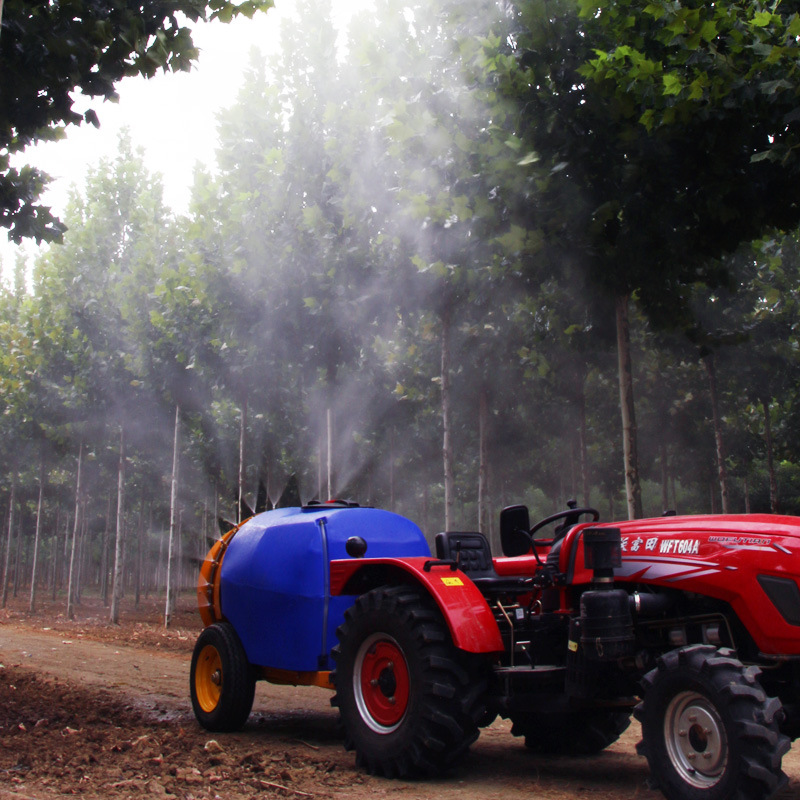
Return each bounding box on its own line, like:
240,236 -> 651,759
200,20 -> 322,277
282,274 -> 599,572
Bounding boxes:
212,505 -> 431,672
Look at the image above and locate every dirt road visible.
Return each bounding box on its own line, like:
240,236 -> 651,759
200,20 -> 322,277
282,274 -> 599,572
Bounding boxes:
0,599 -> 798,800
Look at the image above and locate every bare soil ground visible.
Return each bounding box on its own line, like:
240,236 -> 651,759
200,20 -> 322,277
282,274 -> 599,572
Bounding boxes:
1,593 -> 799,800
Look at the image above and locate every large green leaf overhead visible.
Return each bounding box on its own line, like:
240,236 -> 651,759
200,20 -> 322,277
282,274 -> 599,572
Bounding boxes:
0,0 -> 272,243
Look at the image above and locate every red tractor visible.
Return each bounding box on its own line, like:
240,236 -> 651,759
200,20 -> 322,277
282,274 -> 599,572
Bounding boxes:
191,500 -> 800,800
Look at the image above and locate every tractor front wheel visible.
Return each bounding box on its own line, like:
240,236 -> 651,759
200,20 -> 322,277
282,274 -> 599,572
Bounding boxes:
635,645 -> 789,800
332,585 -> 487,777
190,622 -> 255,732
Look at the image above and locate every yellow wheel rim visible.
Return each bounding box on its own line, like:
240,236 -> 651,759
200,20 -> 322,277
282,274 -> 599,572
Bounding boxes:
195,644 -> 223,713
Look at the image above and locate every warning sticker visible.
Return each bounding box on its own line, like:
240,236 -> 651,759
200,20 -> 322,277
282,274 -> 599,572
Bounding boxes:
441,576 -> 464,587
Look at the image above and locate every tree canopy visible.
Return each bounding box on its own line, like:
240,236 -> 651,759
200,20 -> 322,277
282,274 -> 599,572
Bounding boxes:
4,0 -> 800,619
0,0 -> 272,243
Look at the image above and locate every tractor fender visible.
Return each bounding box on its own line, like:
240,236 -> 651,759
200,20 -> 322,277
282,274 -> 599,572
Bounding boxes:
330,556 -> 503,654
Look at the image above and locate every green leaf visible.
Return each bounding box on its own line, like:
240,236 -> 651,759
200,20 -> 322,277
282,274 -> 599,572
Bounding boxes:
752,11 -> 775,28
496,225 -> 529,253
639,108 -> 657,131
662,73 -> 683,96
760,79 -> 793,96
518,151 -> 540,166
699,20 -> 718,43
578,0 -> 603,18
688,75 -> 707,101
643,3 -> 666,20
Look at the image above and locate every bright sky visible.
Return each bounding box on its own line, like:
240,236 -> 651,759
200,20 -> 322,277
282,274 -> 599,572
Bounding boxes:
1,0 -> 366,283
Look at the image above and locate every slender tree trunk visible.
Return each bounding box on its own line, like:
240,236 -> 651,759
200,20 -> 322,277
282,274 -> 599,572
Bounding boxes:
763,397 -> 778,513
670,471 -> 678,514
327,407 -> 334,500
389,428 -> 396,513
55,511 -> 69,599
61,510 -> 70,589
100,496 -> 112,606
744,475 -> 751,514
50,507 -> 61,602
66,444 -> 83,621
486,464 -> 495,550
157,525 -> 165,593
422,483 -> 430,541
110,426 -> 126,624
660,440 -> 669,513
318,436 -> 324,500
135,499 -> 144,608
238,398 -> 247,523
441,306 -> 455,530
569,441 -> 578,500
478,387 -> 489,534
29,455 -> 45,613
703,353 -> 729,514
616,294 -> 643,519
177,509 -> 184,595
13,511 -> 23,598
2,479 -> 15,607
76,500 -> 88,604
165,405 -> 180,628
577,378 -> 590,507
201,492 -> 209,556
145,504 -> 154,598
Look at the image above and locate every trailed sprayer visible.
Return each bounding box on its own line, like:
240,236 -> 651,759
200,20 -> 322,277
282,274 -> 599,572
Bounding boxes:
191,498 -> 800,800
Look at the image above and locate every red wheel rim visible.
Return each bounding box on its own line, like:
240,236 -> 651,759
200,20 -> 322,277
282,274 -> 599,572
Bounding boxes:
356,635 -> 410,731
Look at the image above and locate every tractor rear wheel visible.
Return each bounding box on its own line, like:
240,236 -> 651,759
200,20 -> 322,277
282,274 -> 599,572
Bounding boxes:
635,645 -> 789,800
332,585 -> 488,777
510,709 -> 631,754
190,622 -> 255,732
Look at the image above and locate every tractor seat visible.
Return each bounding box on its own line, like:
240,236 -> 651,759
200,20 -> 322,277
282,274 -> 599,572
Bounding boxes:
435,531 -> 532,594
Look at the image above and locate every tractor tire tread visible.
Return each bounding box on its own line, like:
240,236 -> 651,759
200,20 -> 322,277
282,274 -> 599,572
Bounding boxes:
636,645 -> 789,800
331,584 -> 488,777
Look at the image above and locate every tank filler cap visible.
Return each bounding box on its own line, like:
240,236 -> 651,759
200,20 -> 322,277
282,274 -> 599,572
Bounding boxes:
303,499 -> 361,510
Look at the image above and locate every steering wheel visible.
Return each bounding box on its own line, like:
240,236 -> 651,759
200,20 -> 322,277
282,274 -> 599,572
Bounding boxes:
530,506 -> 599,539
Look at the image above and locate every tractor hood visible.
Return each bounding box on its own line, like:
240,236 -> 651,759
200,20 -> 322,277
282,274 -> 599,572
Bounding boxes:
609,513 -> 800,541
586,513 -> 800,655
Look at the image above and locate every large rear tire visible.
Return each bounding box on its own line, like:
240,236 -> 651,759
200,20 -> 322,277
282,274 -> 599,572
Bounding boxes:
510,709 -> 631,754
635,645 -> 789,800
190,622 -> 255,732
332,585 -> 487,777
